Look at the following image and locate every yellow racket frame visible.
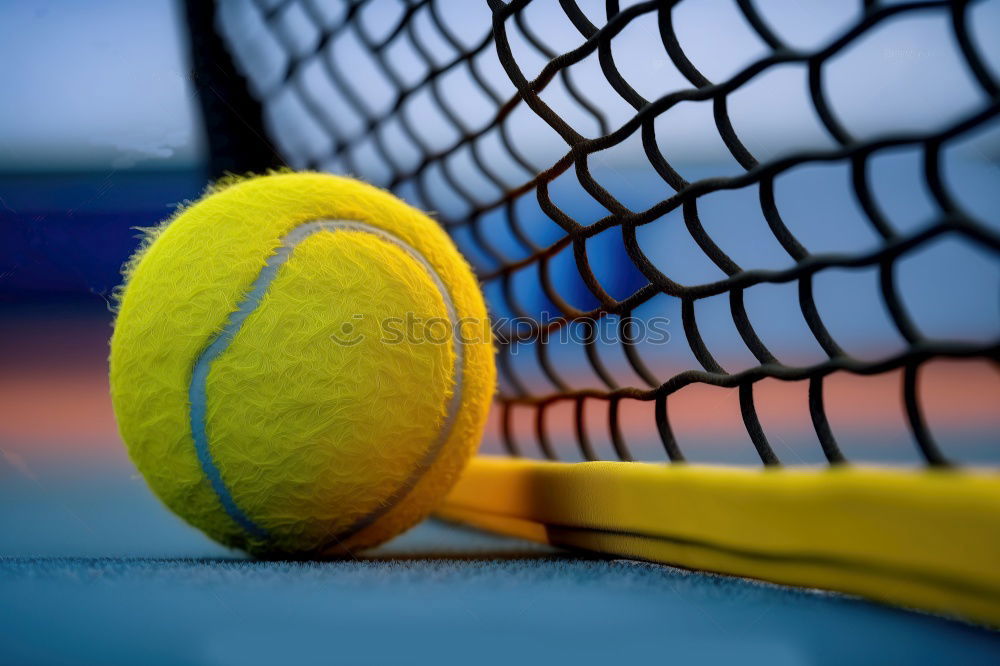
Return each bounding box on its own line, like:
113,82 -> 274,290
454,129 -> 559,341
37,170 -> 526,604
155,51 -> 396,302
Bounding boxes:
439,456 -> 1000,627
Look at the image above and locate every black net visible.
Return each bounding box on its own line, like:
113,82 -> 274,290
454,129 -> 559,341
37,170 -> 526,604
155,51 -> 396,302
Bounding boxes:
186,0 -> 1000,467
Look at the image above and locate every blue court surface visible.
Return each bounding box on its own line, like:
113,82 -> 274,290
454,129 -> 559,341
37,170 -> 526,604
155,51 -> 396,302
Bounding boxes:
1,456 -> 999,665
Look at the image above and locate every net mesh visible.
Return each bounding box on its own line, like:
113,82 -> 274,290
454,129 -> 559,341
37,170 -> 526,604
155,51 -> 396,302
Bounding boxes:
189,0 -> 1000,466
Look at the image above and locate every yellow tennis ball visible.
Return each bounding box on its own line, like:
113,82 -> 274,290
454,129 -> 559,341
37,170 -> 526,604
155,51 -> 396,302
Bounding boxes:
109,172 -> 495,557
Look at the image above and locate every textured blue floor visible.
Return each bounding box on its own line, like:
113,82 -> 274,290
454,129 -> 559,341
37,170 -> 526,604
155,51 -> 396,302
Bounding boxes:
2,461 -> 1000,665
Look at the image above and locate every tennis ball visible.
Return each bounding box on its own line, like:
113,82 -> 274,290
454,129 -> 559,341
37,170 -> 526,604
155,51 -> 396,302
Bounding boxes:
109,172 -> 495,557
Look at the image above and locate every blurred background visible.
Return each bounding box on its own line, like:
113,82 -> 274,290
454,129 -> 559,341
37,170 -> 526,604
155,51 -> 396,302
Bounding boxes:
1,0 -> 999,560
0,0 -> 219,556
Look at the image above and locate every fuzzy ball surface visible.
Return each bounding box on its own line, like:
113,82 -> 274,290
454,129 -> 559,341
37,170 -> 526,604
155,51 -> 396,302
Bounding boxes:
110,172 -> 495,557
